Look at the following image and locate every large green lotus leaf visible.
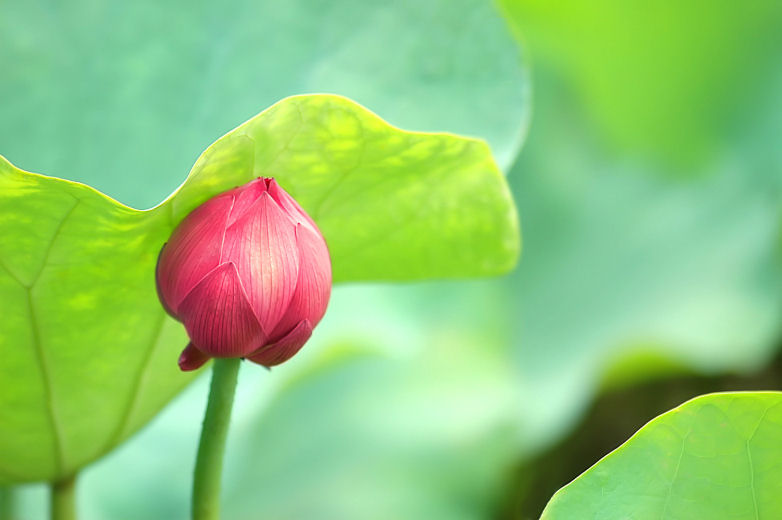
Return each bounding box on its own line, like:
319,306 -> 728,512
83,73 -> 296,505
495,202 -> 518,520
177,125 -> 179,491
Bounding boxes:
499,0 -> 782,166
542,392 -> 782,519
0,0 -> 528,210
0,94 -> 519,484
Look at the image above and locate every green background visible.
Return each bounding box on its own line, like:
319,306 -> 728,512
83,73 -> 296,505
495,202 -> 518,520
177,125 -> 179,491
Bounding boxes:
2,0 -> 781,518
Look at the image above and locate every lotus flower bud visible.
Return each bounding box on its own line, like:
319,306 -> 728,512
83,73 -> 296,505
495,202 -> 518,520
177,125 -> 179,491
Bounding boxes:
156,178 -> 331,371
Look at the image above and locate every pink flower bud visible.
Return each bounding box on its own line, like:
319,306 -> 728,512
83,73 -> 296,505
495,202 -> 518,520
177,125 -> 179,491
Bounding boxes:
156,178 -> 331,371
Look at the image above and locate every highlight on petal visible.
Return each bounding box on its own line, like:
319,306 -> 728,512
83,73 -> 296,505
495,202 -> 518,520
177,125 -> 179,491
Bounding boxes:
178,342 -> 210,371
247,320 -> 313,367
222,192 -> 300,334
156,194 -> 234,313
270,224 -> 332,339
267,178 -> 319,232
177,262 -> 265,358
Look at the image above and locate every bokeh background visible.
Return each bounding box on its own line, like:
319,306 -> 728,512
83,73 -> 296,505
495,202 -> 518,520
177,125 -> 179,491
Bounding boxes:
2,0 -> 781,518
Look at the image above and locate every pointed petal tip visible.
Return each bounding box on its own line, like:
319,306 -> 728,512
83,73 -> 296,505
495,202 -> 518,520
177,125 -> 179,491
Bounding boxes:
248,319 -> 313,368
267,181 -> 320,232
178,343 -> 210,371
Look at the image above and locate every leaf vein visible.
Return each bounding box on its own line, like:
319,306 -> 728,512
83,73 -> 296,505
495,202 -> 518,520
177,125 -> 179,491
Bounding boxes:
25,288 -> 66,475
746,404 -> 770,520
30,199 -> 80,288
660,430 -> 690,519
106,311 -> 168,448
16,199 -> 82,477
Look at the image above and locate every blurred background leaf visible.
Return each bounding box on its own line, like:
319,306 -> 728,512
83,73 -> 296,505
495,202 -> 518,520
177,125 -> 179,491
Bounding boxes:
0,0 -> 529,211
498,0 -> 782,168
505,67 -> 782,456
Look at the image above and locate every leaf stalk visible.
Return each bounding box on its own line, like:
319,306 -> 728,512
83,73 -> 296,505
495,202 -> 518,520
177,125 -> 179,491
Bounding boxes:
50,474 -> 76,520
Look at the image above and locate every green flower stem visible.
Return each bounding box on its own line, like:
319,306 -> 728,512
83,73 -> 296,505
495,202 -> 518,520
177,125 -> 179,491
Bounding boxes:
50,475 -> 76,520
192,358 -> 241,520
0,486 -> 14,520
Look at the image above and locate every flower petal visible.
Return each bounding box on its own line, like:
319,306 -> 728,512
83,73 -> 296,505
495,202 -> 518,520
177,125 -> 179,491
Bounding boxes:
226,178 -> 270,227
222,192 -> 300,334
156,193 -> 234,314
247,320 -> 313,367
270,224 -> 332,339
178,342 -> 210,371
177,262 -> 265,357
267,178 -> 319,232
